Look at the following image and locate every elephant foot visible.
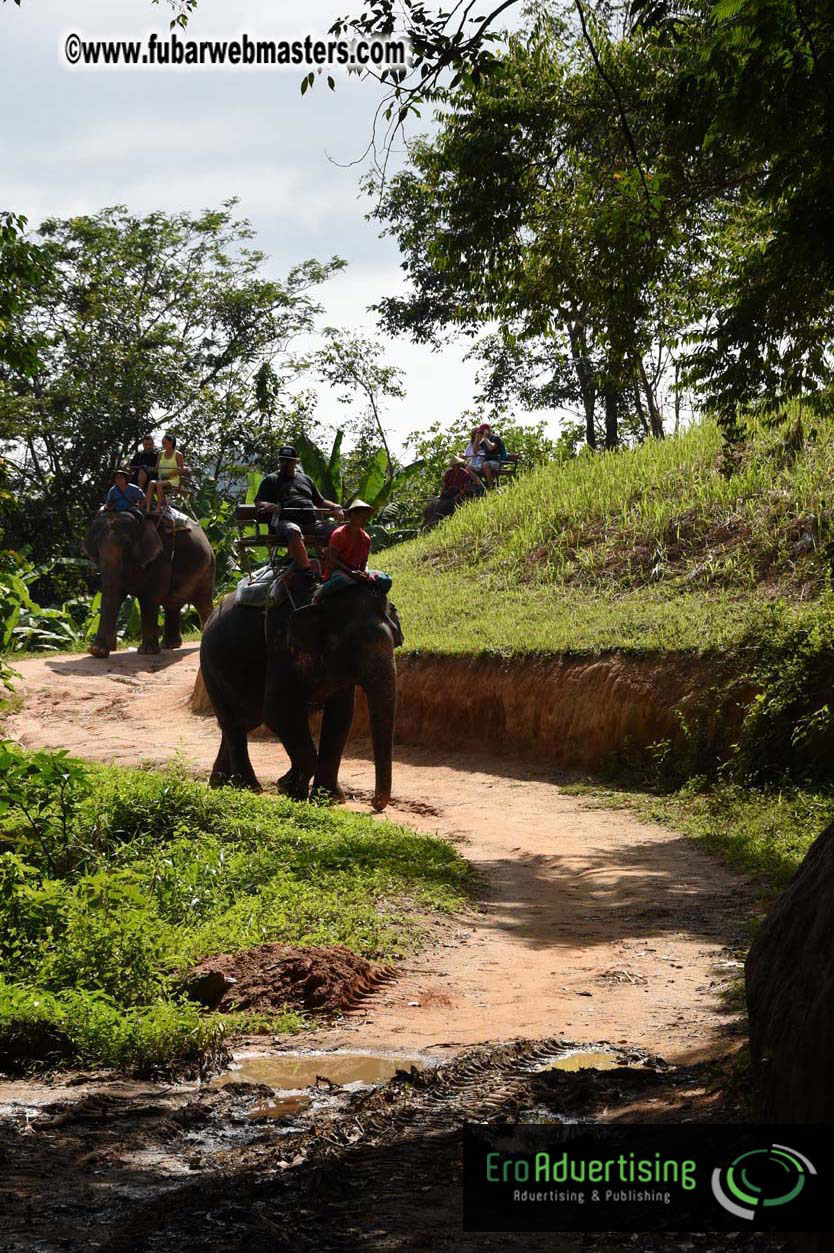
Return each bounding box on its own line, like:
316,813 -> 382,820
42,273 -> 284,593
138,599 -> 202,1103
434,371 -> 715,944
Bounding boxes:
276,768 -> 311,802
210,770 -> 262,792
137,642 -> 161,655
311,782 -> 347,805
88,641 -> 110,659
162,637 -> 183,651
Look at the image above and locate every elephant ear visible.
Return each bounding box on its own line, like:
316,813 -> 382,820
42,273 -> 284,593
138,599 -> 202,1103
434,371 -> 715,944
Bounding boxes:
287,603 -> 327,663
136,519 -> 164,568
82,513 -> 108,562
386,601 -> 404,648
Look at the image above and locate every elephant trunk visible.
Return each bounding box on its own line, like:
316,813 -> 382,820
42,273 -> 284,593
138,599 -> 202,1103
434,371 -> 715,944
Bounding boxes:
90,555 -> 122,657
360,650 -> 397,812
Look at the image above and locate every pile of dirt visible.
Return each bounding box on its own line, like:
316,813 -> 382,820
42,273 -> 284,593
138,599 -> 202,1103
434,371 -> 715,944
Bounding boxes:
182,944 -> 392,1015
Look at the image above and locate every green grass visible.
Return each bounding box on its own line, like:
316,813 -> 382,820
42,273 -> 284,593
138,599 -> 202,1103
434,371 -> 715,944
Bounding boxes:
387,418 -> 834,657
387,569 -> 819,656
0,753 -> 471,1075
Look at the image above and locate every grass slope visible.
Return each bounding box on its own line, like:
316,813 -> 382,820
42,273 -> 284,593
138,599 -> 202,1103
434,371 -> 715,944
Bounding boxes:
387,418 -> 831,656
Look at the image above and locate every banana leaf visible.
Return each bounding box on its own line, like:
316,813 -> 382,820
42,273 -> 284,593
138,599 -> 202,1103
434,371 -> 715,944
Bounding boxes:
244,470 -> 262,506
354,448 -> 389,508
369,459 -> 426,512
82,591 -> 102,642
293,432 -> 331,499
326,430 -> 344,503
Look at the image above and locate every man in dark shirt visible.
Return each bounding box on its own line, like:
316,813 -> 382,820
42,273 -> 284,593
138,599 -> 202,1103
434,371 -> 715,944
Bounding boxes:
255,445 -> 343,581
130,435 -> 158,494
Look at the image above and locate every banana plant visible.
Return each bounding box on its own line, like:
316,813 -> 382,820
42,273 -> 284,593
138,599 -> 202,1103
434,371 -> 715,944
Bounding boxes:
292,435 -> 425,512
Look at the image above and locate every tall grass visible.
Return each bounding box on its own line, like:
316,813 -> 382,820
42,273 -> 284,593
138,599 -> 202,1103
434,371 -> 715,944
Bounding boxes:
383,418 -> 834,656
391,419 -> 834,591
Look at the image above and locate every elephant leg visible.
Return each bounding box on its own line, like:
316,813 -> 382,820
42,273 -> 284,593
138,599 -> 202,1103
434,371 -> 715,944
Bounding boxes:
136,595 -> 161,654
264,700 -> 318,802
209,724 -> 260,791
163,605 -> 182,649
313,687 -> 356,801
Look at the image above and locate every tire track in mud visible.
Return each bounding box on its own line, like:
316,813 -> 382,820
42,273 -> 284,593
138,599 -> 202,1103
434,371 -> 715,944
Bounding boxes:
82,1039 -> 781,1253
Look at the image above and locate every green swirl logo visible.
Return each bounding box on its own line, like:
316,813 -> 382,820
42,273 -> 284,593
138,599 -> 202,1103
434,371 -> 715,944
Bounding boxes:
712,1143 -> 816,1220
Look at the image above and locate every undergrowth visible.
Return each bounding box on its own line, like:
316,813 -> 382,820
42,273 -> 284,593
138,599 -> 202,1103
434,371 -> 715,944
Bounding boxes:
0,749 -> 470,1075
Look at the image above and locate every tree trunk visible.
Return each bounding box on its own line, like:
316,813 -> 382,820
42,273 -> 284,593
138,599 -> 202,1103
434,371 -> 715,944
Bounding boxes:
567,322 -> 597,450
633,382 -> 650,438
638,357 -> 665,439
603,383 -> 619,450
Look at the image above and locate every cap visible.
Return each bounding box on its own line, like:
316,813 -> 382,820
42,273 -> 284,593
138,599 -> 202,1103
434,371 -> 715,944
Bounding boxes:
277,445 -> 298,460
346,498 -> 374,512
113,465 -> 131,480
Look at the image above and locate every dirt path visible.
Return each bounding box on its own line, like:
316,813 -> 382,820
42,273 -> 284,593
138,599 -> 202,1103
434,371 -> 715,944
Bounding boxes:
6,646 -> 753,1064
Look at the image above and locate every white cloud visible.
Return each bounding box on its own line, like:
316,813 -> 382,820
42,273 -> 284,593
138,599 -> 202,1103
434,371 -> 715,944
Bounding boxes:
1,0 -> 567,459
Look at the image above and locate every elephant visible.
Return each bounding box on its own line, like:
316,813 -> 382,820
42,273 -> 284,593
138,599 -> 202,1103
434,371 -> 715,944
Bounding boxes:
422,486 -> 483,531
199,583 -> 402,811
82,511 -> 216,658
422,494 -> 456,531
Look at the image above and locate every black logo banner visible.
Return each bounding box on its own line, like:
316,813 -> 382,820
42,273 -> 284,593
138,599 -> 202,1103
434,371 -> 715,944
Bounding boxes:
463,1123 -> 834,1232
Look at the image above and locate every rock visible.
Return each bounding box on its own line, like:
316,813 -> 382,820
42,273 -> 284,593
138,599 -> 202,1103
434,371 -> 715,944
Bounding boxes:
746,818 -> 834,1122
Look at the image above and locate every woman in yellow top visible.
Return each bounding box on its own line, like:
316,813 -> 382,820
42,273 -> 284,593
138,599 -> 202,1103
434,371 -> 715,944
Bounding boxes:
147,432 -> 185,512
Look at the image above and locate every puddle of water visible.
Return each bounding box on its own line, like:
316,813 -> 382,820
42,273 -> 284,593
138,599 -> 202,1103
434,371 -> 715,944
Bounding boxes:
210,1051 -> 431,1121
214,1051 -> 429,1091
535,1049 -> 621,1073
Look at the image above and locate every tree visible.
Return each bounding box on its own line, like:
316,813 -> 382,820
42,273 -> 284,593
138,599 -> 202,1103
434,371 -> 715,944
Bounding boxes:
304,328 -> 406,491
368,21 -> 707,448
0,212 -> 50,392
0,203 -> 345,554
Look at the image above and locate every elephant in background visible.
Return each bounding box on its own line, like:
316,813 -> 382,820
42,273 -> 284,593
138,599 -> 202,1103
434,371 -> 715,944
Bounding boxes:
199,584 -> 402,811
82,511 -> 215,658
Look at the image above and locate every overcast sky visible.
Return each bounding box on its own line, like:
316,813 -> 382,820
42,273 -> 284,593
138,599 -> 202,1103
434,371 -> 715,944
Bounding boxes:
1,0 -> 563,455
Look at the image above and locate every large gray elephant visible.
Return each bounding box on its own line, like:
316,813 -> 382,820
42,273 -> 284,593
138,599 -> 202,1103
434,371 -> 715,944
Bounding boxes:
82,511 -> 215,657
199,584 -> 401,811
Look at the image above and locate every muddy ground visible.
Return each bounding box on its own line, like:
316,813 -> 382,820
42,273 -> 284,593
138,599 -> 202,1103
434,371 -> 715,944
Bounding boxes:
0,1040 -> 786,1252
0,647 -> 784,1250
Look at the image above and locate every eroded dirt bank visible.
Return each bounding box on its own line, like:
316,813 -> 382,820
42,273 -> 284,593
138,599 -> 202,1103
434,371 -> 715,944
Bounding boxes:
6,646 -> 753,1062
370,651 -> 753,769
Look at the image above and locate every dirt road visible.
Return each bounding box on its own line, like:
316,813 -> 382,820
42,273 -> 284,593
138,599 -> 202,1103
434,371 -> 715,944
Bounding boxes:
6,645 -> 753,1063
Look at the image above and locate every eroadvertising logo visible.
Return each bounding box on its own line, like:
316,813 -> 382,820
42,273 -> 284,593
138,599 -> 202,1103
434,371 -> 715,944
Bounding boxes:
463,1124 -> 831,1232
711,1143 -> 817,1221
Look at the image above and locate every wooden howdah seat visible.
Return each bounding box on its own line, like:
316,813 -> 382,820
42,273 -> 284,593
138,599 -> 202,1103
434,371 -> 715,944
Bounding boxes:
234,504 -> 330,575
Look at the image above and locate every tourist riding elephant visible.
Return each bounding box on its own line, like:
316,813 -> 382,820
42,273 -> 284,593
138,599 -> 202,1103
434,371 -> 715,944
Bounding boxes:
82,511 -> 216,658
199,585 -> 402,811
